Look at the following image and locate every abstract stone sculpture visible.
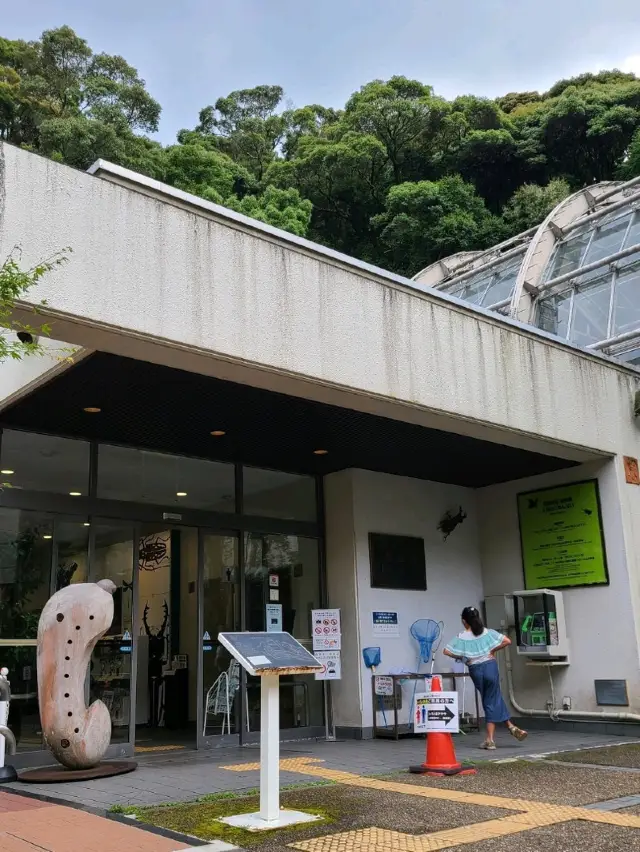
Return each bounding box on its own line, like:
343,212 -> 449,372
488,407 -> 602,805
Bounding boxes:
37,580 -> 116,770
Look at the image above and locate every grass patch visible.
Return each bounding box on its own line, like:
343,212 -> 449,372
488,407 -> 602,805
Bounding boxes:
111,783 -> 336,846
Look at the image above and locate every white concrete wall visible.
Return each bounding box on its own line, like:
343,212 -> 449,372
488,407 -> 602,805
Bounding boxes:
325,469 -> 483,733
478,459 -> 640,715
1,143 -> 638,466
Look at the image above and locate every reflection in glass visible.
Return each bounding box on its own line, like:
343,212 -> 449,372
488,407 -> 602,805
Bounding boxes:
97,445 -> 235,512
0,431 -> 90,496
571,279 -> 612,346
546,231 -> 591,280
0,508 -> 52,752
244,533 -> 323,730
89,521 -> 134,743
614,262 -> 640,336
537,289 -> 572,339
55,518 -> 90,590
243,468 -> 316,522
202,534 -> 239,736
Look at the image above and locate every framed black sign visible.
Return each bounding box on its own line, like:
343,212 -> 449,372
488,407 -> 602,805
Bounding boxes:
369,533 -> 426,591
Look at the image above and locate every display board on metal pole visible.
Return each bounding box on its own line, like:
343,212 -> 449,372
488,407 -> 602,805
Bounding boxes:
218,632 -> 323,831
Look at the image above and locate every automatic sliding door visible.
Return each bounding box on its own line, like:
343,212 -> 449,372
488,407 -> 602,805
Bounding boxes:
199,532 -> 239,745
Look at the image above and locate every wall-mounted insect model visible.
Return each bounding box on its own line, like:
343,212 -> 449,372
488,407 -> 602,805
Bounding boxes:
20,580 -> 137,783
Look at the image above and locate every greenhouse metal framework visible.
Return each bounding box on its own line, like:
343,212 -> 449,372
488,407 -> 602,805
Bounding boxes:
413,176 -> 640,367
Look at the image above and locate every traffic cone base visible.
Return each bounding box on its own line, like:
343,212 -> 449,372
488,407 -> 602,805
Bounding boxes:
408,675 -> 476,777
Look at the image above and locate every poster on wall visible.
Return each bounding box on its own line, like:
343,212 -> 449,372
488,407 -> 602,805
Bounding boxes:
517,480 -> 609,590
265,603 -> 283,632
372,611 -> 400,637
312,608 -> 341,650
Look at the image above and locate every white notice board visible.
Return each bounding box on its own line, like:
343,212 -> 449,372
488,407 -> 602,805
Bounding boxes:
414,691 -> 459,734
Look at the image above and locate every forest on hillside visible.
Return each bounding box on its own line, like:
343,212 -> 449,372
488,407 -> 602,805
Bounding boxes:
3,26 -> 640,277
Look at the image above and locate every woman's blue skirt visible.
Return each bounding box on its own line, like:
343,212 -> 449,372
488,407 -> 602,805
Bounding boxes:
468,659 -> 510,723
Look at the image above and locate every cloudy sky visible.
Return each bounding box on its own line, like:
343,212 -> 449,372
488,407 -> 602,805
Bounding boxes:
4,0 -> 640,142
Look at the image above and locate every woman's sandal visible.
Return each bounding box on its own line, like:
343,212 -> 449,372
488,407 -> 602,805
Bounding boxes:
509,726 -> 528,742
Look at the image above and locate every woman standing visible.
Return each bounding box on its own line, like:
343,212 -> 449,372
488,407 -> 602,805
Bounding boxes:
443,606 -> 527,750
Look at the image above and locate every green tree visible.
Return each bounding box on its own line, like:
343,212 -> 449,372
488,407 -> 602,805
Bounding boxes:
224,186 -> 312,237
501,179 -> 571,234
0,248 -> 69,363
372,176 -> 504,276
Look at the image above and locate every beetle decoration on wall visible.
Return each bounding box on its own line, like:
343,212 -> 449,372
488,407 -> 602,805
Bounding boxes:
438,507 -> 467,541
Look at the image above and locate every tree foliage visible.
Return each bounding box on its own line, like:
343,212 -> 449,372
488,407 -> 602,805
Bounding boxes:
3,26 -> 640,272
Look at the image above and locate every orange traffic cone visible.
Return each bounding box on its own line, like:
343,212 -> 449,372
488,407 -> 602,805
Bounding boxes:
409,675 -> 476,776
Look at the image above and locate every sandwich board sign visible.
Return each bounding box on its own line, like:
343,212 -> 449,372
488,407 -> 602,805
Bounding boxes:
414,691 -> 459,734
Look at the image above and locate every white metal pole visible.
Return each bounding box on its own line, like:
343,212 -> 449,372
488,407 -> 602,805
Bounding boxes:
259,674 -> 280,824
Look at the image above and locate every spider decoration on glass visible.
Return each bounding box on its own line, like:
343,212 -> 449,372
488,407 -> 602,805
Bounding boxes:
138,533 -> 170,572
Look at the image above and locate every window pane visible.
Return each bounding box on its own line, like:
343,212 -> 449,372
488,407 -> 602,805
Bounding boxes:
97,445 -> 235,512
616,346 -> 640,366
243,467 -> 316,522
451,276 -> 492,306
483,261 -> 519,306
546,231 -> 591,280
244,533 -> 323,730
0,431 -> 90,496
202,533 -> 239,737
614,262 -> 640,336
55,518 -> 90,591
0,508 -> 52,753
90,521 -> 134,743
571,278 -> 612,346
537,290 -> 572,339
623,211 -> 640,249
581,215 -> 631,281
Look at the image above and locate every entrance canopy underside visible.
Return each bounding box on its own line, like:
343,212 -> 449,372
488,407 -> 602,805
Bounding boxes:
0,352 -> 576,488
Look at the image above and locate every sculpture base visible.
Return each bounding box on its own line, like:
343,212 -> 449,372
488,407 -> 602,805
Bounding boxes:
0,765 -> 18,783
19,760 -> 137,784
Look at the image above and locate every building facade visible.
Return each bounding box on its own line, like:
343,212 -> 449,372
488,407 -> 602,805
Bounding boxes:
1,142 -> 640,766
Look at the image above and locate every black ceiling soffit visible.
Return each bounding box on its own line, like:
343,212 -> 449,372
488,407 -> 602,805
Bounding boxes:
0,352 -> 576,488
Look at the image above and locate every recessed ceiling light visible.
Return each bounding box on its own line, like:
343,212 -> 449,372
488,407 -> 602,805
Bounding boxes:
313,449 -> 329,456
83,407 -> 101,414
0,470 -> 14,475
176,491 -> 187,497
43,534 -> 52,540
69,491 -> 82,497
83,522 -> 90,527
210,430 -> 226,437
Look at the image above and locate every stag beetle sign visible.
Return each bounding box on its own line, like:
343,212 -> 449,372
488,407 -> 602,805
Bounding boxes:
37,580 -> 117,770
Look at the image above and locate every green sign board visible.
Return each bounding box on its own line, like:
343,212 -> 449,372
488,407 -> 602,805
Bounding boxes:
517,480 -> 608,590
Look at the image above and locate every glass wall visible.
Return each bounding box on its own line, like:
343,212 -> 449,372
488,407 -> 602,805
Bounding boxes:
97,445 -> 235,512
243,467 -> 316,522
445,255 -> 522,312
244,533 -> 323,731
0,508 -> 52,752
89,521 -> 135,743
0,431 -> 90,496
537,210 -> 640,349
0,434 -> 324,756
202,533 -> 239,737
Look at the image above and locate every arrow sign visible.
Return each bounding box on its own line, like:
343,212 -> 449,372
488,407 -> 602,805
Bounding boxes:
414,691 -> 459,734
427,705 -> 455,724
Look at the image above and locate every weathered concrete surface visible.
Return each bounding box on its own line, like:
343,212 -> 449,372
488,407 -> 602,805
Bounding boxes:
37,580 -> 116,769
0,142 -> 638,463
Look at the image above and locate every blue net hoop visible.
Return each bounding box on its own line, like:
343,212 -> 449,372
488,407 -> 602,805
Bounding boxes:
410,619 -> 443,664
362,647 -> 381,668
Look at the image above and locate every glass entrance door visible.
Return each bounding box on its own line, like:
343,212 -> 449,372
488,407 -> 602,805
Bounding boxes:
199,532 -> 240,746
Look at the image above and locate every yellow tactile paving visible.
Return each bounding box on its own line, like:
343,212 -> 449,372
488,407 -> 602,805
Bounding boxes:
220,756 -> 640,850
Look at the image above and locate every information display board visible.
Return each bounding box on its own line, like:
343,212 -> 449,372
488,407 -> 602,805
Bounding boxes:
218,632 -> 322,676
517,480 -> 608,590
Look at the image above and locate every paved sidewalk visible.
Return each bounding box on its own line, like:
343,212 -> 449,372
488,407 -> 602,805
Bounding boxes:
9,729 -> 640,810
0,789 -> 194,851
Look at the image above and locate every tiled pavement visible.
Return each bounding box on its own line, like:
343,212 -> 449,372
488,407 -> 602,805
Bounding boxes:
0,789 -> 193,851
8,729 -> 640,810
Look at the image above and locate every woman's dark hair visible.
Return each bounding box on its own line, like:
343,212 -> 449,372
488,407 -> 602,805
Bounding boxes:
461,606 -> 484,637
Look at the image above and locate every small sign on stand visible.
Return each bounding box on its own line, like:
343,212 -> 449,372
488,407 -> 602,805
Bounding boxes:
218,632 -> 323,831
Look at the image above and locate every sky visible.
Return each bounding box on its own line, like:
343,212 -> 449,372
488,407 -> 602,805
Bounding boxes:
4,0 -> 640,143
